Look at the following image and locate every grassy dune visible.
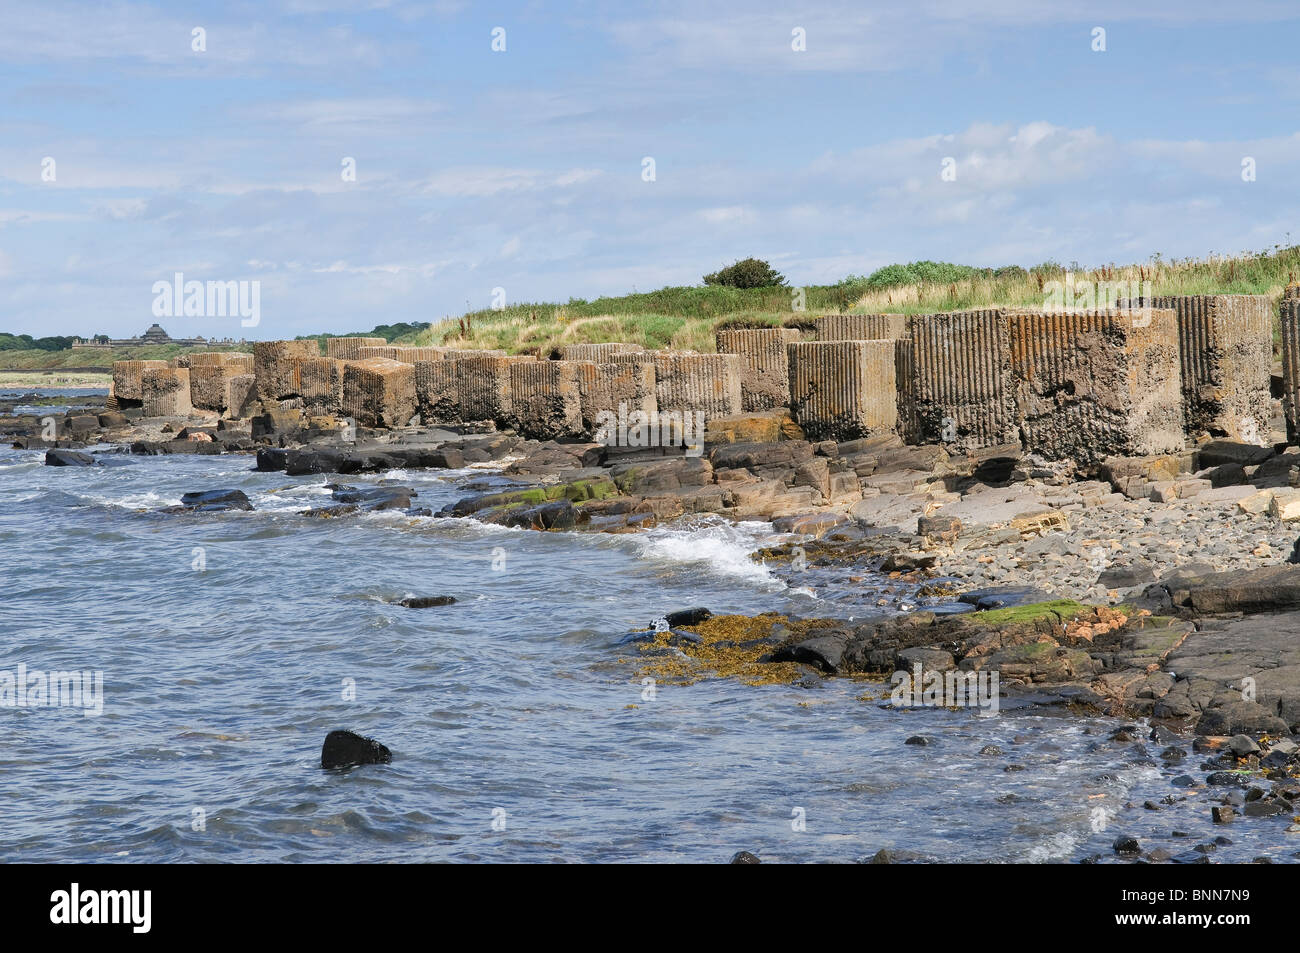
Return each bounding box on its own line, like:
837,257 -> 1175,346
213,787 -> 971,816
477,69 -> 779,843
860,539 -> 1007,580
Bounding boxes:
401,246 -> 1300,356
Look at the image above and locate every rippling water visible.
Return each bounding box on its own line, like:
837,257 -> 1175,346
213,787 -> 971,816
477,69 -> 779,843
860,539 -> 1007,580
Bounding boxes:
0,403 -> 1292,862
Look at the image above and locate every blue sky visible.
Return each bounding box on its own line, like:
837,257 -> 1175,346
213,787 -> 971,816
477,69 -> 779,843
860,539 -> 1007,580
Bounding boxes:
2,0 -> 1299,340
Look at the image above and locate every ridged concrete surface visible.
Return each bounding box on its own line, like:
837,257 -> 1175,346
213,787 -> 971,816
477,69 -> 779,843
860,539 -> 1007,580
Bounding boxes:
787,340 -> 897,440
896,309 -> 1016,450
111,360 -> 168,402
715,328 -> 799,411
509,360 -> 584,439
814,313 -> 907,341
415,360 -> 460,425
341,357 -> 417,428
653,353 -> 743,418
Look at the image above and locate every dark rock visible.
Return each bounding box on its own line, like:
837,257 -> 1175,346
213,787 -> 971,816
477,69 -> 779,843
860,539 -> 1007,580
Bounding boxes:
904,735 -> 931,746
769,631 -> 849,673
1195,701 -> 1289,737
321,729 -> 392,769
979,744 -> 1002,756
1197,441 -> 1275,468
398,595 -> 456,608
177,489 -> 254,512
664,608 -> 712,628
1113,835 -> 1140,854
1211,806 -> 1235,823
330,485 -> 414,511
255,447 -> 288,471
44,449 -> 96,466
729,851 -> 761,864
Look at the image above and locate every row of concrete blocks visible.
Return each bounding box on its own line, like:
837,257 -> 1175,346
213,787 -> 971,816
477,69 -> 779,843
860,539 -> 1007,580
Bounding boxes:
110,294 -> 1275,459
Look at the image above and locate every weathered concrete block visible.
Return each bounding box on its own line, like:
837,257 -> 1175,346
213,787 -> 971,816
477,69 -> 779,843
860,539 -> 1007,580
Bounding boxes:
895,309 -> 1018,451
326,337 -> 385,361
254,340 -> 320,400
187,351 -> 254,371
814,313 -> 907,341
225,373 -> 257,419
445,348 -> 507,361
357,345 -> 445,363
654,353 -> 743,419
715,328 -> 800,412
596,359 -> 657,417
560,343 -> 645,362
1007,309 -> 1185,463
456,354 -> 532,423
190,364 -> 245,412
787,340 -> 897,440
1282,299 -> 1300,444
112,360 -> 168,403
415,360 -> 460,425
509,361 -> 584,439
289,357 -> 345,415
1122,295 -> 1272,442
341,358 -> 417,429
142,367 -> 192,417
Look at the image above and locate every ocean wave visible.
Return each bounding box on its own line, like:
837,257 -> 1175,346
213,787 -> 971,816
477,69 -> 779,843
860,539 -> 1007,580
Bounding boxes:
633,518 -> 787,589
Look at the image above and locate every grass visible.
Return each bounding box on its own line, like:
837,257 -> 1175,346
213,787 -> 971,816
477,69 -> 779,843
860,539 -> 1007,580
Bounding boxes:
399,245 -> 1300,355
0,343 -> 248,371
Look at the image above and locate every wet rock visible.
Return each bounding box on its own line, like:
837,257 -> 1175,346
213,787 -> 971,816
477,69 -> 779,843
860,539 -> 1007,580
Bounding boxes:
1211,806 -> 1235,823
330,485 -> 415,511
979,744 -> 1002,756
729,851 -> 761,864
769,631 -> 849,673
904,735 -> 931,746
865,847 -> 931,864
44,449 -> 96,466
664,608 -> 712,628
1113,835 -> 1140,854
176,489 -> 254,512
1243,798 -> 1285,817
957,586 -> 1053,610
321,729 -> 392,769
398,595 -> 456,608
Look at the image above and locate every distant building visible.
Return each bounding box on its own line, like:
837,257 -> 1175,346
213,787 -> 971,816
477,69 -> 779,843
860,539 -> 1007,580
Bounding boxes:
71,324 -> 237,349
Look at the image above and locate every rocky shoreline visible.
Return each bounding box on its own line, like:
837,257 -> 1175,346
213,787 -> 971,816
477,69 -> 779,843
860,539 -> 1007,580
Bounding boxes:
13,377 -> 1300,861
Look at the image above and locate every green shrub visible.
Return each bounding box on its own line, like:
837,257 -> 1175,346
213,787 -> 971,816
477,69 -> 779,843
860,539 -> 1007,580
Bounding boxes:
703,258 -> 786,289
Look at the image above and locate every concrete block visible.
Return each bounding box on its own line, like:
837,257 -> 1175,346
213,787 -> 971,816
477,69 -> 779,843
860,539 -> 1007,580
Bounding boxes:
1007,309 -> 1185,463
415,360 -> 460,425
254,340 -> 321,401
895,309 -> 1017,450
326,337 -> 385,361
1124,295 -> 1272,442
142,367 -> 192,417
111,360 -> 168,403
654,353 -> 743,419
1281,299 -> 1300,444
341,358 -> 417,429
509,360 -> 584,439
814,313 -> 907,341
560,343 -> 645,362
456,354 -> 532,423
715,327 -> 800,412
786,340 -> 898,440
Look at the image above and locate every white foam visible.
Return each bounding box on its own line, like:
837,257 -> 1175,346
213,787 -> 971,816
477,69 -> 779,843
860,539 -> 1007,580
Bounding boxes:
634,518 -> 786,589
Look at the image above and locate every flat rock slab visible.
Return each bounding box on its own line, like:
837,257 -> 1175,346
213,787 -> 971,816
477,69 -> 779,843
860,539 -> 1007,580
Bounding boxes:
1174,565 -> 1300,614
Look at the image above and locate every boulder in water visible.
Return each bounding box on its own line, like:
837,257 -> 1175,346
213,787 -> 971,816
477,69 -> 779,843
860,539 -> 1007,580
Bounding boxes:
44,449 -> 96,467
321,729 -> 392,769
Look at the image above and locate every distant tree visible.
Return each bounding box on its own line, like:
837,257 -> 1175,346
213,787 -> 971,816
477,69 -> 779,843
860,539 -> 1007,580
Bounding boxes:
703,258 -> 786,289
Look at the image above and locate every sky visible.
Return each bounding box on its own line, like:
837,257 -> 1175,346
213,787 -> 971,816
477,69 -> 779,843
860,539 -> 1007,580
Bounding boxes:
2,0 -> 1300,340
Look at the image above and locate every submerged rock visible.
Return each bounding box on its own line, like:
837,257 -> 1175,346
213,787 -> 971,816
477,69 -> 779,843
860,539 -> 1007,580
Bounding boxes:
398,595 -> 456,608
321,729 -> 392,769
729,851 -> 761,864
